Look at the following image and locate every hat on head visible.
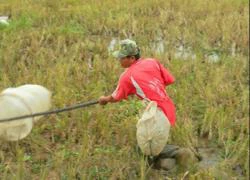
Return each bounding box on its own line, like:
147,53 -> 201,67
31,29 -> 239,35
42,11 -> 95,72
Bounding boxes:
112,39 -> 139,59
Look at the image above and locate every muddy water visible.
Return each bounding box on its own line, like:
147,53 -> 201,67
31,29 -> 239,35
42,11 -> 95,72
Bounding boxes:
197,147 -> 220,169
197,147 -> 245,177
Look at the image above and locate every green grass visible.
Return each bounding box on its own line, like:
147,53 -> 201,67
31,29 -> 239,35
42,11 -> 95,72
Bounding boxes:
0,0 -> 249,179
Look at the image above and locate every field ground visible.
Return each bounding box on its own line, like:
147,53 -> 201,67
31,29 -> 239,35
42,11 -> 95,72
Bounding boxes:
0,0 -> 249,179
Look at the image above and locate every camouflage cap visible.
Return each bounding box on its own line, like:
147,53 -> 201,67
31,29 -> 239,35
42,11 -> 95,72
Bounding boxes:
112,39 -> 139,59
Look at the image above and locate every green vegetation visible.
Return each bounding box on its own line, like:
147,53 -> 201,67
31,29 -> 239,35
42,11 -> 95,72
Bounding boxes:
0,0 -> 249,179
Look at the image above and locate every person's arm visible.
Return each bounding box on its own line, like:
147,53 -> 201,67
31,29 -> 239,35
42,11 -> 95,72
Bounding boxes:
99,74 -> 133,106
158,62 -> 175,86
99,95 -> 118,105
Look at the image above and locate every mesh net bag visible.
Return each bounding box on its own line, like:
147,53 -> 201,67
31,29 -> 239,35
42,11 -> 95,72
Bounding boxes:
136,101 -> 170,156
0,84 -> 51,141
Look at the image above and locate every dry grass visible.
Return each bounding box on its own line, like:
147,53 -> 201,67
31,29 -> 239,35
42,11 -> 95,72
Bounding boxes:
0,0 -> 249,179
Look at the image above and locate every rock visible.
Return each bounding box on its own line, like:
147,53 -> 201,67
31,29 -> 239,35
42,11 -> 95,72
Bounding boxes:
152,157 -> 176,171
159,158 -> 176,171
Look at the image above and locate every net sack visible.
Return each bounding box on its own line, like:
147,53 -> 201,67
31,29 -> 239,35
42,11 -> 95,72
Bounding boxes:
0,84 -> 51,141
136,101 -> 170,156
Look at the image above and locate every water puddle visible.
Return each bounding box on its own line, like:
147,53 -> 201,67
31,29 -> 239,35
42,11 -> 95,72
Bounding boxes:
197,147 -> 220,169
107,38 -> 118,54
107,37 -> 238,61
230,42 -> 237,57
151,37 -> 165,54
174,45 -> 196,60
196,147 -> 245,178
206,52 -> 220,63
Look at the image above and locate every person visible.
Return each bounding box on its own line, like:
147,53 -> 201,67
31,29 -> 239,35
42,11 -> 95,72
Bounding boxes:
99,39 -> 176,127
99,39 -> 199,171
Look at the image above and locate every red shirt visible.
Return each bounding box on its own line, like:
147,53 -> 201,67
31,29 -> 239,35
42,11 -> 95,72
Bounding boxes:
112,58 -> 176,125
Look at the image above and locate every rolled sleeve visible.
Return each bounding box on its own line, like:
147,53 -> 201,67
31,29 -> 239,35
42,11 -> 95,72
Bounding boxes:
111,74 -> 133,101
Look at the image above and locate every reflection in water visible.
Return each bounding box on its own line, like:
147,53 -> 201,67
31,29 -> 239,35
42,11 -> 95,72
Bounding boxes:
231,42 -> 236,57
174,45 -> 196,60
106,38 -> 235,63
108,38 -> 118,54
206,52 -> 220,63
152,37 -> 165,54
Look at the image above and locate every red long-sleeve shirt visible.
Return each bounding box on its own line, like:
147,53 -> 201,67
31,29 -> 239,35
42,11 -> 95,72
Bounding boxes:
112,58 -> 176,125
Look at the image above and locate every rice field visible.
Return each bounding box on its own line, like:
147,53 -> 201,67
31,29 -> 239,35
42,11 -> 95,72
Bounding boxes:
0,0 -> 249,179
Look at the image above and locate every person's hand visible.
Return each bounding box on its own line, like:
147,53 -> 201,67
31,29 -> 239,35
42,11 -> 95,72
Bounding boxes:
99,96 -> 109,105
